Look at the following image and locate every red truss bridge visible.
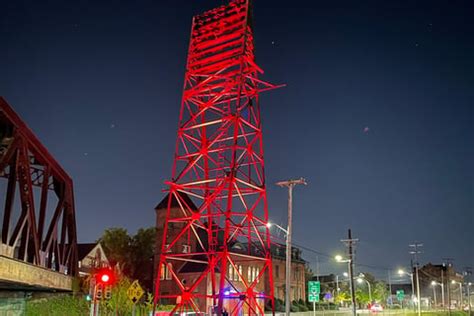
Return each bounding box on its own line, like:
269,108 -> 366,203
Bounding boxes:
0,97 -> 78,291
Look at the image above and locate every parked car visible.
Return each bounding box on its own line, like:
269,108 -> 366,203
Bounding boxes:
370,304 -> 384,312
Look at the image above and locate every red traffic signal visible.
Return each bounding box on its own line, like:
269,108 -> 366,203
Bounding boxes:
95,268 -> 115,285
101,274 -> 110,283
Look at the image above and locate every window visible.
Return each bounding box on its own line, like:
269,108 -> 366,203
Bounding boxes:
275,265 -> 279,278
255,267 -> 260,283
238,265 -> 243,281
228,264 -> 234,281
293,268 -> 299,281
160,263 -> 165,280
165,263 -> 173,280
182,244 -> 191,253
165,244 -> 171,253
246,266 -> 260,283
233,265 -> 239,281
161,263 -> 173,280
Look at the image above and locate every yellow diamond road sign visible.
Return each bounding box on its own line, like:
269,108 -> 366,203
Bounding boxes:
127,280 -> 144,304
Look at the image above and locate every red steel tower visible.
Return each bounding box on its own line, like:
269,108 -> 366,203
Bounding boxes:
154,0 -> 282,314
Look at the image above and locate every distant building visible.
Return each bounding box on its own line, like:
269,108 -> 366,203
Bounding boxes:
417,263 -> 464,307
271,243 -> 306,302
77,243 -> 109,277
154,193 -> 306,311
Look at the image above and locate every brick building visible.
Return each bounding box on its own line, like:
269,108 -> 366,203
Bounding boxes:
418,263 -> 464,307
270,243 -> 306,303
154,193 -> 306,311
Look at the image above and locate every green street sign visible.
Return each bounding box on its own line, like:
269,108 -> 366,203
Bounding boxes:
396,290 -> 405,301
308,293 -> 320,303
308,281 -> 321,302
308,281 -> 320,294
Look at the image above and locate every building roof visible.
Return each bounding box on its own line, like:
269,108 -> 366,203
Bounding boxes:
270,243 -> 306,263
155,191 -> 199,211
77,243 -> 97,261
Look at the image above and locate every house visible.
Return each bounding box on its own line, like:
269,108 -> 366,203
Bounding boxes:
77,243 -> 109,277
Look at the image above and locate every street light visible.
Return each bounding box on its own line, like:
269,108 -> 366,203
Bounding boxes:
431,281 -> 438,307
336,255 -> 356,316
398,269 -> 415,308
431,281 -> 445,309
266,222 -> 288,234
357,274 -> 372,303
276,178 -> 307,316
467,282 -> 472,315
452,280 -> 463,309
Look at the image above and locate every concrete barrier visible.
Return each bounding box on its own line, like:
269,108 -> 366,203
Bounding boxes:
0,255 -> 72,291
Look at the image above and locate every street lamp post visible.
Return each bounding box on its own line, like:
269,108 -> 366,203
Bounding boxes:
357,275 -> 372,303
398,269 -> 415,309
336,255 -> 356,316
467,282 -> 472,315
276,178 -> 307,316
452,280 -> 463,309
431,281 -> 438,308
441,281 -> 445,309
431,281 -> 444,309
409,242 -> 423,316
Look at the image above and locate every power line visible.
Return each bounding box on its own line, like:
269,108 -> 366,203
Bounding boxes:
269,232 -> 408,275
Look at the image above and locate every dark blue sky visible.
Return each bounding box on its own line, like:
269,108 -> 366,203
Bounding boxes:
1,0 -> 472,279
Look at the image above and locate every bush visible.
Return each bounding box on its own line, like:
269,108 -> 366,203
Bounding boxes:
274,298 -> 285,312
290,304 -> 299,312
26,295 -> 89,316
299,304 -> 309,311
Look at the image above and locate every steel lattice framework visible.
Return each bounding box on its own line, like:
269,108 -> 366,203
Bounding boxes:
154,0 -> 282,314
0,97 -> 78,277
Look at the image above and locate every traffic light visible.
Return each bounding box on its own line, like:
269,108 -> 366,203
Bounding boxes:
105,285 -> 112,300
95,268 -> 115,285
96,283 -> 103,300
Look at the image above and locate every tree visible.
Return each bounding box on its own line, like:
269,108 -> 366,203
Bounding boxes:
98,227 -> 157,289
373,281 -> 388,304
130,227 -> 157,291
98,227 -> 132,272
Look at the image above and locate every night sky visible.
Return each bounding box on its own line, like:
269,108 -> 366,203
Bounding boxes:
1,0 -> 472,280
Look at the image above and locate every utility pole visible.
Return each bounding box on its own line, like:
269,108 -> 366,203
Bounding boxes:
441,268 -> 445,310
467,282 -> 472,315
276,178 -> 307,316
443,258 -> 454,316
341,229 -> 359,316
464,267 -> 472,315
388,269 -> 393,307
409,242 -> 423,316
